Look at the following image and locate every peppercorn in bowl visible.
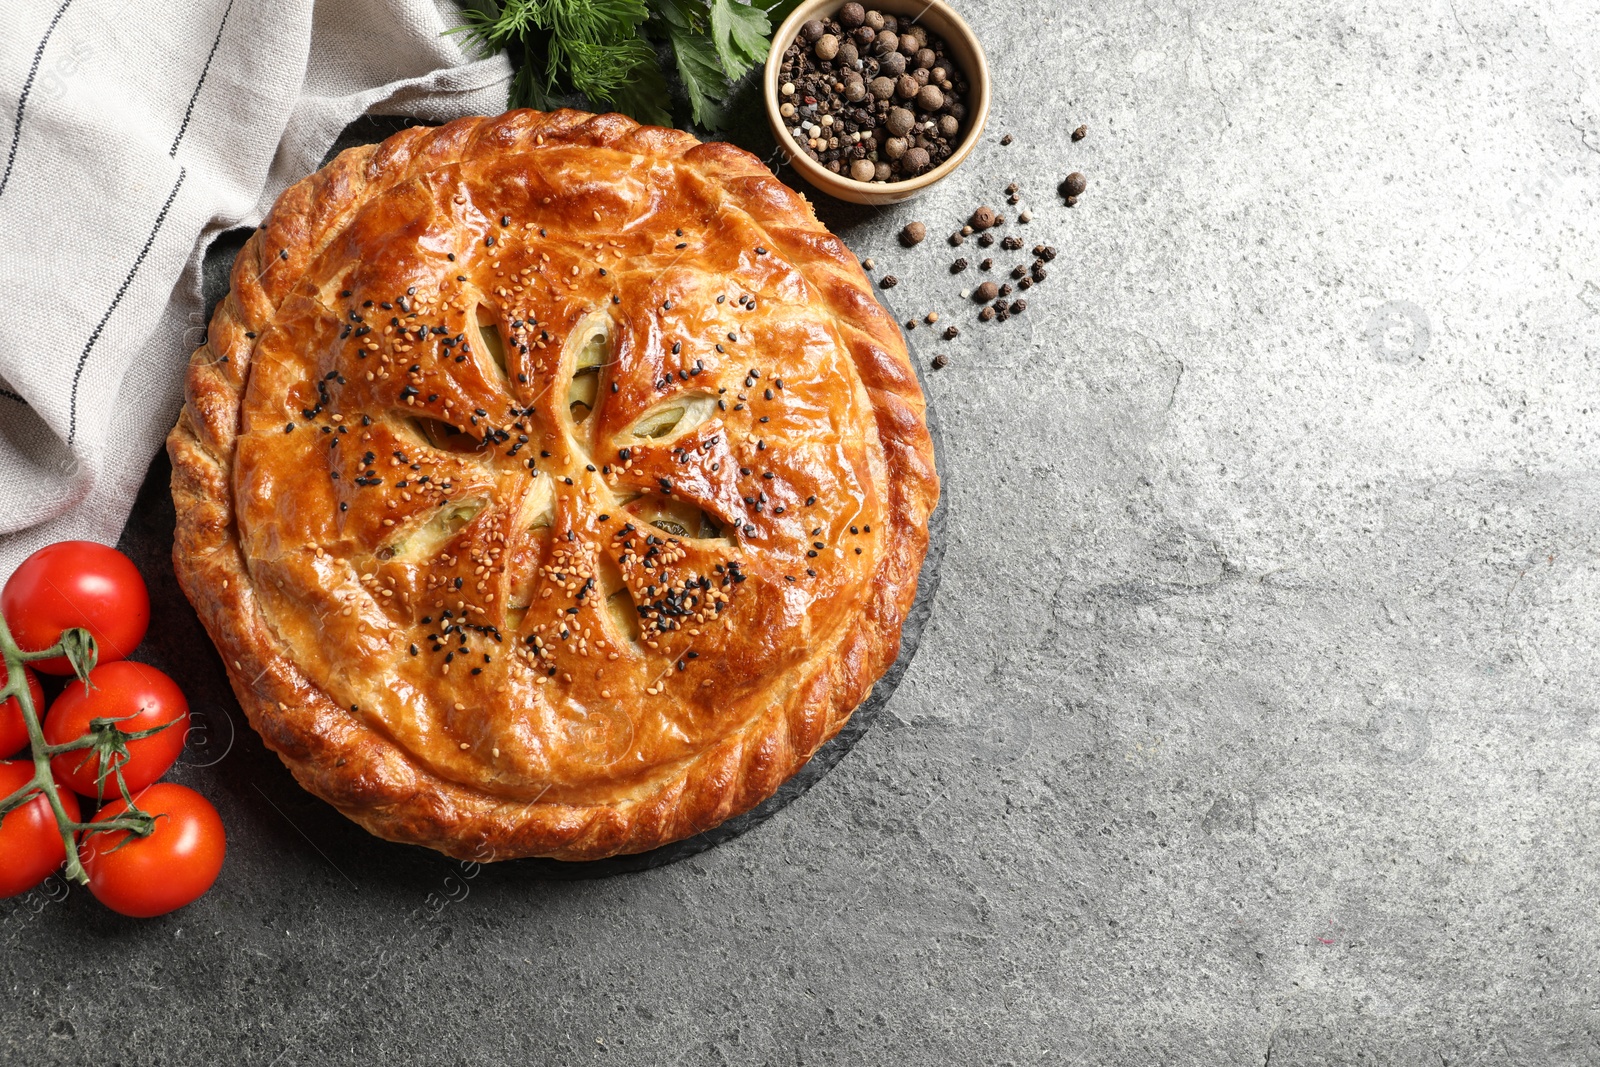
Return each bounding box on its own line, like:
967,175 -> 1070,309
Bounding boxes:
764,0 -> 990,205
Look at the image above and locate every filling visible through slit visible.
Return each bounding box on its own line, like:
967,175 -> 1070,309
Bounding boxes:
623,493 -> 727,541
518,475 -> 554,532
412,415 -> 485,454
629,393 -> 717,441
597,551 -> 640,644
377,498 -> 485,561
567,318 -> 610,425
473,303 -> 508,378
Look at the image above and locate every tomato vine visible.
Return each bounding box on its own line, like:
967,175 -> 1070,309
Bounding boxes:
0,618 -> 172,884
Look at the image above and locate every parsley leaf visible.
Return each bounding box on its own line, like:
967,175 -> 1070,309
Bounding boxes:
707,0 -> 771,82
662,20 -> 732,128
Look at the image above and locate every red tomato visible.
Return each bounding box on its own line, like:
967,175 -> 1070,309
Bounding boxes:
81,783 -> 224,918
2,541 -> 150,675
44,661 -> 188,799
0,666 -> 45,758
0,759 -> 80,899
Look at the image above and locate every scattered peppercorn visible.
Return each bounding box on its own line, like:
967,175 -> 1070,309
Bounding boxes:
900,221 -> 927,246
1072,124 -> 1088,141
1000,133 -> 1013,145
974,281 -> 999,302
1061,171 -> 1087,197
943,325 -> 959,339
880,275 -> 898,288
970,206 -> 998,230
932,353 -> 948,369
951,258 -> 968,273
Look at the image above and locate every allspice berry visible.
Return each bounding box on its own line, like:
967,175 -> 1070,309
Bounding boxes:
900,221 -> 927,246
874,31 -> 898,55
879,51 -> 906,77
901,146 -> 930,174
974,281 -> 1000,302
849,159 -> 875,182
840,2 -> 866,28
800,19 -> 824,42
885,107 -> 915,138
1062,171 -> 1088,197
864,9 -> 884,30
870,76 -> 896,101
915,85 -> 944,111
969,206 -> 998,230
815,34 -> 839,60
895,74 -> 919,100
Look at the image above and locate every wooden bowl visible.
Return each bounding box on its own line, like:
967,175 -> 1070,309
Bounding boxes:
764,0 -> 991,206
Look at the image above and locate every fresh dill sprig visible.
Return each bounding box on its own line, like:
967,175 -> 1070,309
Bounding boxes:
452,0 -> 805,131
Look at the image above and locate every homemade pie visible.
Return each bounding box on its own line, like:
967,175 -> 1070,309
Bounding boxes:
167,109 -> 937,861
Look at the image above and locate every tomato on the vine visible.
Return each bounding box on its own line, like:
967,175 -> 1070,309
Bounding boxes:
0,760 -> 80,899
81,783 -> 224,917
0,666 -> 45,758
1,541 -> 150,675
43,661 -> 188,799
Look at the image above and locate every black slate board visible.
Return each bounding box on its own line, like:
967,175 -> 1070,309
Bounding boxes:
117,124 -> 947,880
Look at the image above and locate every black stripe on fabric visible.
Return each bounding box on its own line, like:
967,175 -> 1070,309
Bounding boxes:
0,388 -> 28,405
0,0 -> 76,201
68,166 -> 187,446
169,0 -> 235,158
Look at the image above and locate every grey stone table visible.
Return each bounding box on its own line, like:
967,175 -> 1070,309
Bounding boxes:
6,1 -> 1600,1063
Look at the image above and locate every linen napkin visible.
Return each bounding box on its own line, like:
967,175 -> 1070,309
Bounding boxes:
0,0 -> 510,575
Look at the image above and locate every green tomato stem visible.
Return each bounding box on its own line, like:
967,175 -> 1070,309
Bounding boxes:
0,616 -> 156,886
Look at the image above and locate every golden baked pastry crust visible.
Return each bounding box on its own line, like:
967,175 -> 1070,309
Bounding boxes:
167,109 -> 937,861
